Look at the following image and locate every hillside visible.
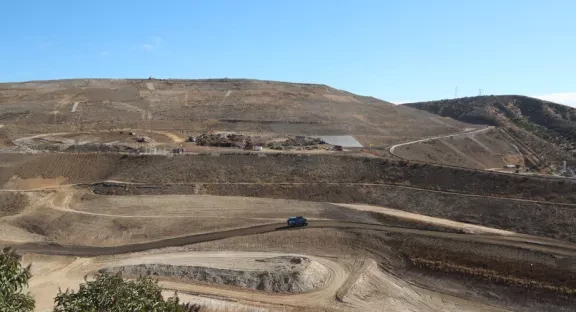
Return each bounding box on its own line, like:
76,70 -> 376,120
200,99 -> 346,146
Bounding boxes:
3,81 -> 576,312
405,96 -> 576,164
0,79 -> 471,147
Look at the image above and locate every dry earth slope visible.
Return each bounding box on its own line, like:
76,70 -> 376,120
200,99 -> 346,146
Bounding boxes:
0,79 -> 472,146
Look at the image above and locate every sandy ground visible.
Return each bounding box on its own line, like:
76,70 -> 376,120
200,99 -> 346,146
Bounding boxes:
22,251 -> 507,312
335,203 -> 515,235
339,260 -> 507,312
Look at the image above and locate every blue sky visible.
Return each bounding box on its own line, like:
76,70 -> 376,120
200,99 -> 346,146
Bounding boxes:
1,0 -> 575,106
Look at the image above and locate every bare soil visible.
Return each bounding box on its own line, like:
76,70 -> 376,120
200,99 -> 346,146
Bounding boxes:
92,179 -> 576,242
0,79 -> 471,146
393,127 -> 525,169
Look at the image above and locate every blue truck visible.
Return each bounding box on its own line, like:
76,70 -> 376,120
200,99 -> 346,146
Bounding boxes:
287,216 -> 308,227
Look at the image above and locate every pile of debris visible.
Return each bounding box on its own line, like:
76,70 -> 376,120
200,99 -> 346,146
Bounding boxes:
196,133 -> 248,148
267,136 -> 326,150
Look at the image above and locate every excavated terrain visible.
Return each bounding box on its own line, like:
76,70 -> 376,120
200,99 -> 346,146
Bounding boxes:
1,79 -> 575,312
101,255 -> 330,293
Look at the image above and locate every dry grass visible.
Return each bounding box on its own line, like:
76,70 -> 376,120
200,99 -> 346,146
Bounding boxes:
76,194 -> 334,219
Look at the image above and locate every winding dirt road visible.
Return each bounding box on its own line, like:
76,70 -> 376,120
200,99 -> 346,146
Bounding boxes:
6,220 -> 576,258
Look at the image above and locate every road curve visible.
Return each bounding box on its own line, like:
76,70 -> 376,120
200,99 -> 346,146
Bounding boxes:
5,220 -> 576,258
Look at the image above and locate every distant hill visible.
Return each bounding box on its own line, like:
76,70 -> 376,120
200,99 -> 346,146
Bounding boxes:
405,96 -> 576,162
0,79 -> 471,146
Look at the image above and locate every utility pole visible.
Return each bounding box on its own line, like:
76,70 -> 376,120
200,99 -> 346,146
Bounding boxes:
455,86 -> 459,98
478,89 -> 483,96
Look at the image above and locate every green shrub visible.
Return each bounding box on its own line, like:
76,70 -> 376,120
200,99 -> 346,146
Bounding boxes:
53,273 -> 200,312
0,247 -> 35,312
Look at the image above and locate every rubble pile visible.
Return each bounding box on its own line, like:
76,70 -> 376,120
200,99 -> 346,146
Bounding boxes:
196,133 -> 248,148
267,136 -> 325,150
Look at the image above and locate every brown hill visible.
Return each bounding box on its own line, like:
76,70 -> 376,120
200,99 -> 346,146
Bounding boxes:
404,96 -> 576,164
0,79 -> 471,146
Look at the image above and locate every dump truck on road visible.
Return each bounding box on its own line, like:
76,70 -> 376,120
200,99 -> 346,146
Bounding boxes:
287,216 -> 308,227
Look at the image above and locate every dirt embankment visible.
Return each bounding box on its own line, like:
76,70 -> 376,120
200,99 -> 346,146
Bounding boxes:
100,256 -> 329,294
3,153 -> 576,203
377,231 -> 576,311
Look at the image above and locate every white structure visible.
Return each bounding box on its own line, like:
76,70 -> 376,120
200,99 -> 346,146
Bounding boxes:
319,135 -> 363,148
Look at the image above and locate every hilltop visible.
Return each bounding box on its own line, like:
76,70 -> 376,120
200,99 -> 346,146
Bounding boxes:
0,78 -> 471,147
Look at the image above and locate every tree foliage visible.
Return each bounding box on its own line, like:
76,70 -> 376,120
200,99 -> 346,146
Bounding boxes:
53,273 -> 200,312
0,247 -> 35,312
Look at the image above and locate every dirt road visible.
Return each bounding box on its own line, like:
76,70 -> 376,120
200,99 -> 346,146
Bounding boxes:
6,220 -> 576,257
389,126 -> 494,155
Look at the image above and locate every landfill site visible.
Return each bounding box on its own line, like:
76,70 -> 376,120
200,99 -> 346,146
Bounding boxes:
1,79 -> 576,312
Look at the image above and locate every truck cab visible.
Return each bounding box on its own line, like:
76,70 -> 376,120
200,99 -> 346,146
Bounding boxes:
287,216 -> 308,227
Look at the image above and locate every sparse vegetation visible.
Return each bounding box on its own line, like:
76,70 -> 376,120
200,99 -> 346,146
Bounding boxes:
406,95 -> 576,161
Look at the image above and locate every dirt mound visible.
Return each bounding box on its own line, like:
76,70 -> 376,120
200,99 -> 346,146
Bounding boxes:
196,133 -> 248,148
100,256 -> 330,293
